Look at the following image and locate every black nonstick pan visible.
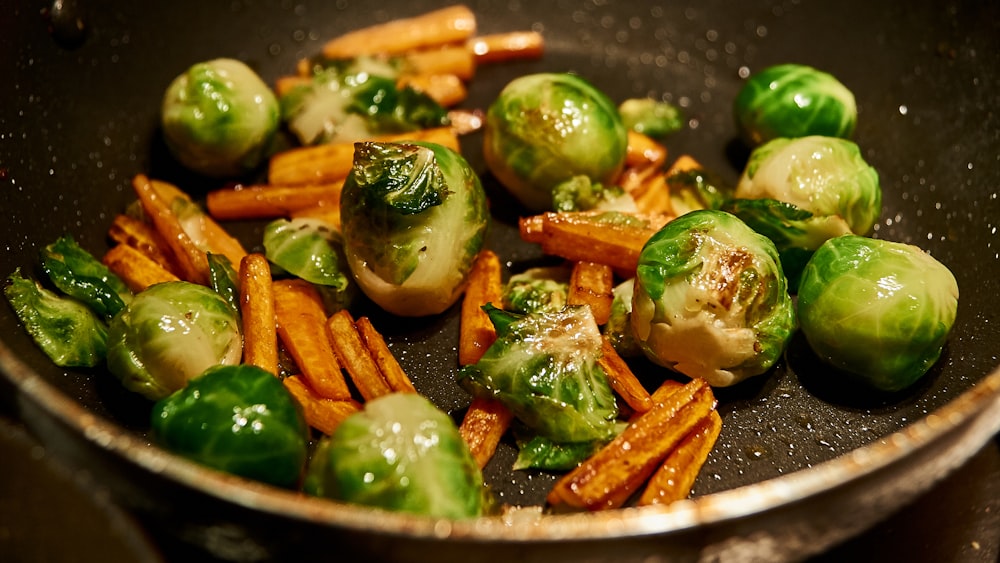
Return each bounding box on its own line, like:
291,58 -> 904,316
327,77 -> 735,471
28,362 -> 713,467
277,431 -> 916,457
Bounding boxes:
2,1 -> 999,561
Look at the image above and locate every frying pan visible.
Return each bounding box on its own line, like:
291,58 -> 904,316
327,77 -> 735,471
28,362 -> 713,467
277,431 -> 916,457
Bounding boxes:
2,0 -> 999,561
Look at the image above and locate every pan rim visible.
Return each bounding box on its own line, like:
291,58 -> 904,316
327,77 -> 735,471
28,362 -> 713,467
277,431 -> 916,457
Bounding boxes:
4,337 -> 998,543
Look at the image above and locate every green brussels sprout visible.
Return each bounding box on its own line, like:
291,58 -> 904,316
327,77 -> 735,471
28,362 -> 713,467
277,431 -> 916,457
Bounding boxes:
263,218 -> 351,290
458,304 -> 619,444
797,235 -> 959,392
728,136 -> 881,288
501,266 -> 571,314
602,278 -> 642,358
734,63 -> 857,146
151,364 -> 309,488
4,268 -> 108,367
206,253 -> 241,319
483,73 -> 628,211
161,58 -> 280,177
304,393 -> 486,519
340,141 -> 489,316
281,57 -> 448,146
551,175 -> 637,213
618,98 -> 684,138
512,434 -> 605,472
40,235 -> 132,321
632,210 -> 797,387
106,281 -> 242,400
665,165 -> 731,217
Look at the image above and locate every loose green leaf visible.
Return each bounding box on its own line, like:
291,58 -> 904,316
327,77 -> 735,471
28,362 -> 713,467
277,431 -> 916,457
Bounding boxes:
40,235 -> 132,321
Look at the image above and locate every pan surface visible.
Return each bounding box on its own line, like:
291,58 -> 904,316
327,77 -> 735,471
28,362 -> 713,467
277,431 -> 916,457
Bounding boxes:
2,0 -> 999,561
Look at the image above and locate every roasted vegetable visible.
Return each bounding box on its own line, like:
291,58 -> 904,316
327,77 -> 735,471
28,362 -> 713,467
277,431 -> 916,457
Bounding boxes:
734,63 -> 857,146
304,393 -> 486,519
4,268 -> 108,368
40,235 -> 132,321
458,304 -> 619,445
106,281 -> 242,400
340,141 -> 489,316
727,135 -> 881,288
161,58 -> 280,176
151,364 -> 309,488
501,266 -> 571,314
632,210 -> 797,387
618,98 -> 683,138
797,235 -> 959,392
551,175 -> 637,213
483,72 -> 628,211
281,57 -> 449,146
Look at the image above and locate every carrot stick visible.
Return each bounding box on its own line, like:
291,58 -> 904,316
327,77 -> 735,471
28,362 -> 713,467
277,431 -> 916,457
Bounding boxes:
321,5 -> 477,59
397,73 -> 468,107
355,316 -> 417,394
239,254 -> 278,375
107,214 -> 178,275
206,182 -> 344,221
272,279 -> 353,400
459,249 -> 503,366
327,309 -> 393,401
404,46 -> 475,80
547,378 -> 715,511
459,396 -> 514,469
267,127 -> 459,187
597,336 -> 653,414
467,31 -> 544,64
102,243 -> 181,292
131,174 -> 209,285
567,261 -> 614,325
283,375 -> 361,435
625,130 -> 668,169
638,409 -> 722,506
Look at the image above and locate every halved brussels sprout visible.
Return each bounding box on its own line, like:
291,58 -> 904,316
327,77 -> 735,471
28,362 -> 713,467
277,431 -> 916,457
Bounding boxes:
161,58 -> 280,177
340,140 -> 489,316
458,304 -> 619,444
483,72 -> 628,211
728,135 -> 881,288
632,210 -> 796,387
797,235 -> 959,392
106,281 -> 242,400
734,63 -> 857,146
281,57 -> 448,146
304,393 -> 486,519
501,266 -> 571,314
4,268 -> 108,368
151,364 -> 309,488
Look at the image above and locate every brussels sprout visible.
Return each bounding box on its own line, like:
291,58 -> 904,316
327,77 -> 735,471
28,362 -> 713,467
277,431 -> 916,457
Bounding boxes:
263,218 -> 351,290
4,268 -> 108,368
151,364 -> 309,488
665,166 -> 731,217
797,235 -> 959,392
340,141 -> 489,316
161,58 -> 279,177
281,57 -> 448,146
458,304 -> 619,444
618,98 -> 684,138
206,253 -> 241,318
632,210 -> 797,387
734,63 -> 857,146
729,136 -> 881,288
40,235 -> 132,321
304,393 -> 486,519
502,266 -> 571,314
483,73 -> 628,211
602,278 -> 642,358
551,175 -> 637,213
513,434 -> 604,471
106,281 -> 242,400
